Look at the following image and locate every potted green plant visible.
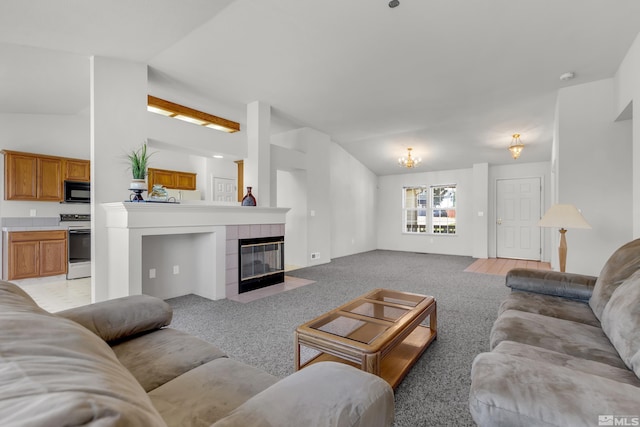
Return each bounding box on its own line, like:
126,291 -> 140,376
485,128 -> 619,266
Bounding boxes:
127,143 -> 152,201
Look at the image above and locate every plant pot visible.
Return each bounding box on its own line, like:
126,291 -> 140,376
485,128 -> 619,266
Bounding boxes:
129,179 -> 146,191
129,179 -> 146,202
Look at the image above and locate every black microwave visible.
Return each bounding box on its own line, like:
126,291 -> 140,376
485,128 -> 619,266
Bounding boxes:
63,180 -> 90,204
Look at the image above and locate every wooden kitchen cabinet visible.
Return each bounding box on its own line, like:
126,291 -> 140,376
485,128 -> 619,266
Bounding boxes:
4,151 -> 38,200
148,168 -> 196,191
37,156 -> 63,201
64,159 -> 90,182
7,230 -> 67,280
148,168 -> 175,189
3,150 -> 68,201
8,240 -> 39,279
175,172 -> 196,189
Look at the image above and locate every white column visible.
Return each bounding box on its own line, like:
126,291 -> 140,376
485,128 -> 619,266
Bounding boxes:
245,101 -> 271,206
472,163 -> 489,258
90,56 -> 147,301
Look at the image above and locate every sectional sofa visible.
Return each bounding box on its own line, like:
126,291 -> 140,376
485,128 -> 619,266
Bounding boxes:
469,238 -> 640,426
0,281 -> 394,426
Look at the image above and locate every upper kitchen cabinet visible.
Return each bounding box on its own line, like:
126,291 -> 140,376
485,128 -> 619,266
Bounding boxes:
4,151 -> 62,201
175,171 -> 196,190
37,156 -> 63,201
147,168 -> 196,192
3,150 -> 89,201
64,158 -> 90,182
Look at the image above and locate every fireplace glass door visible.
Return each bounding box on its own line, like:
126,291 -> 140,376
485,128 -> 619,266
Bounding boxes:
238,236 -> 285,293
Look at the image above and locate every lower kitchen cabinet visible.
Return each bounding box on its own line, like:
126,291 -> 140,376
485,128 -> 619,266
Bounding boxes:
7,230 -> 67,280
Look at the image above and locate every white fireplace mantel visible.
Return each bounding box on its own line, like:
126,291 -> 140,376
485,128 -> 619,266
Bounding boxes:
102,202 -> 289,300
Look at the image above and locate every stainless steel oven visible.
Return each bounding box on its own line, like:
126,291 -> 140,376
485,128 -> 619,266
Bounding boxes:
60,214 -> 91,279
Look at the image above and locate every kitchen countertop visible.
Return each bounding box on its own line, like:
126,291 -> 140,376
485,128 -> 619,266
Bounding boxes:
2,226 -> 68,232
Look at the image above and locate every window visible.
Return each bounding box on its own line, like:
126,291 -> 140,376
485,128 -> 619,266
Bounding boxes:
403,185 -> 456,235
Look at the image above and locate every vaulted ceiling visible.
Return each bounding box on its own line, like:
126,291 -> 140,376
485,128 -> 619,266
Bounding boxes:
1,0 -> 639,175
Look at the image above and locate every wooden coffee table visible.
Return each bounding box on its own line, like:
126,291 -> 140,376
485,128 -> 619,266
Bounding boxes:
294,288 -> 437,389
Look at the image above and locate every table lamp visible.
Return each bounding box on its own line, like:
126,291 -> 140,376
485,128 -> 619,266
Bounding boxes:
538,204 -> 591,272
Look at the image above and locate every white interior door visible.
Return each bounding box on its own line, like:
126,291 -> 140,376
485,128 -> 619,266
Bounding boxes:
496,177 -> 541,260
212,177 -> 236,202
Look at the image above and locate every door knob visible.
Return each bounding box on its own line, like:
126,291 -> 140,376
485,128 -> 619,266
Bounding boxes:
497,218 -> 502,225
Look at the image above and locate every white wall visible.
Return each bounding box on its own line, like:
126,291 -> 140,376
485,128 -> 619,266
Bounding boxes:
0,112 -> 90,218
277,169 -> 307,268
614,32 -> 640,238
330,143 -> 378,258
271,127 -> 331,266
303,129 -> 331,265
377,168 -> 474,256
556,78 -> 633,275
142,233 -> 211,299
472,163 -> 489,259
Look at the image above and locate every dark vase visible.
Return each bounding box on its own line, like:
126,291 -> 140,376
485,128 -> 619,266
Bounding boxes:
242,187 -> 257,206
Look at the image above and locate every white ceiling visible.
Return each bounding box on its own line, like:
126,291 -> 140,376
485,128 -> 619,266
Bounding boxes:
1,0 -> 639,175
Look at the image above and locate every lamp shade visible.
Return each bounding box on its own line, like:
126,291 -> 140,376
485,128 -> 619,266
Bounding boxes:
538,204 -> 591,229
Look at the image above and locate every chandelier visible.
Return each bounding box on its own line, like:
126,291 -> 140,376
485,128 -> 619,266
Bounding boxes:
508,133 -> 525,160
398,147 -> 422,168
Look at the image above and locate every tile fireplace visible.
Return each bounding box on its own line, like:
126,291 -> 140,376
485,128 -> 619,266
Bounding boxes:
102,202 -> 289,301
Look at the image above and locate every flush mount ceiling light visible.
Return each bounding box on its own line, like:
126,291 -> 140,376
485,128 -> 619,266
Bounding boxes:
147,95 -> 240,133
398,147 -> 421,168
508,133 -> 525,160
389,0 -> 400,8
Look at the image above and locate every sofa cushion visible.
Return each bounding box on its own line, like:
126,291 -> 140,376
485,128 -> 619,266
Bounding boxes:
470,351 -> 640,427
148,357 -> 279,426
601,268 -> 640,377
0,281 -> 166,426
589,238 -> 640,320
490,309 -> 626,369
493,341 -> 640,387
111,327 -> 228,392
57,293 -> 173,343
498,291 -> 600,327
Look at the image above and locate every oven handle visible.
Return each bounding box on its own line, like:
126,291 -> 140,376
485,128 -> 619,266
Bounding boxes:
68,229 -> 91,235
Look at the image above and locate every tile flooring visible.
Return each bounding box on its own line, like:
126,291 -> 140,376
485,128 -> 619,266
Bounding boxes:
464,258 -> 551,276
17,277 -> 91,313
227,276 -> 316,303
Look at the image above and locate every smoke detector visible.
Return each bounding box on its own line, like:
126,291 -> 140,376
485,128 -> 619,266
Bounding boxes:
559,72 -> 575,81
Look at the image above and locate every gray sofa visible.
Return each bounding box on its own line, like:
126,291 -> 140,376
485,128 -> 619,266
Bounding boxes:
0,281 -> 394,426
469,238 -> 640,426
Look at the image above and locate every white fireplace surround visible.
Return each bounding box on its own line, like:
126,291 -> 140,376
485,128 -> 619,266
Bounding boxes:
102,202 -> 289,300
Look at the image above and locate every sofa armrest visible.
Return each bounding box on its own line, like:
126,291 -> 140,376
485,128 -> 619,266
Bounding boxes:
211,362 -> 395,427
56,294 -> 172,343
505,268 -> 597,301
